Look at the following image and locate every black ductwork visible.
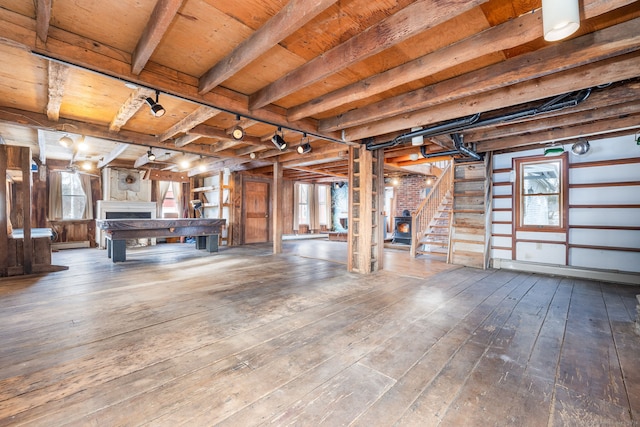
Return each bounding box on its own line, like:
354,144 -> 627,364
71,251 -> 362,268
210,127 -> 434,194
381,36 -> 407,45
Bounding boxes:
366,87 -> 593,154
452,133 -> 482,161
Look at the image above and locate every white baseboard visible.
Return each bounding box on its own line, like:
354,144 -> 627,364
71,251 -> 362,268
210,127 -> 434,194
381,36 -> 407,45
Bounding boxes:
492,258 -> 640,285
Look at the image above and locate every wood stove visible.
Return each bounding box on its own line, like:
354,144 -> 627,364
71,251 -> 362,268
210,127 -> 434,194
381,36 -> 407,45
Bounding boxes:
392,216 -> 412,245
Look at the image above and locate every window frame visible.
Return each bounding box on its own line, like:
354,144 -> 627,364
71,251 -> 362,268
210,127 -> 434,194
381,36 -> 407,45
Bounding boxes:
60,171 -> 88,220
513,153 -> 568,233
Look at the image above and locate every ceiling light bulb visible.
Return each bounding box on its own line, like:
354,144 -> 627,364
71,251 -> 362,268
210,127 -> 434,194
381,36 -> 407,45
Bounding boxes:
81,161 -> 93,171
179,159 -> 190,169
249,152 -> 257,159
59,135 -> 73,147
198,162 -> 207,172
231,125 -> 244,140
147,149 -> 156,161
409,153 -> 419,161
76,138 -> 88,151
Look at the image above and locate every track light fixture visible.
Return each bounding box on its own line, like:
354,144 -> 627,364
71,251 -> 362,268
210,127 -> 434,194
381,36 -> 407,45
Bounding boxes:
231,115 -> 244,140
571,139 -> 590,156
271,128 -> 287,151
297,133 -> 312,154
147,147 -> 156,161
59,134 -> 73,147
145,90 -> 166,117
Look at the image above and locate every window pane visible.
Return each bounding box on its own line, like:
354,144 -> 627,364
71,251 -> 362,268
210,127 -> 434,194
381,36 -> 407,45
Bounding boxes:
522,195 -> 560,226
61,172 -> 86,220
522,162 -> 560,194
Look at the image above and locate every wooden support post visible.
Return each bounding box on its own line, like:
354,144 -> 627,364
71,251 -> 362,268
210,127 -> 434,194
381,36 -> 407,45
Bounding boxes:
0,145 -> 8,277
273,161 -> 283,254
20,147 -> 33,274
348,146 -> 380,274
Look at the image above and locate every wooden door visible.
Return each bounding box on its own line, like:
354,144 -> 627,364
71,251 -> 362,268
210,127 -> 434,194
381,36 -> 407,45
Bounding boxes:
244,180 -> 270,243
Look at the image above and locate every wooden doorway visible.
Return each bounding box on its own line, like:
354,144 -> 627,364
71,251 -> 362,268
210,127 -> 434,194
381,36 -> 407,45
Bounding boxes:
244,180 -> 270,244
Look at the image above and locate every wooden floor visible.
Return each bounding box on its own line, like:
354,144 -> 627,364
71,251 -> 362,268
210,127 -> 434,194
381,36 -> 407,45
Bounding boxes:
0,240 -> 639,426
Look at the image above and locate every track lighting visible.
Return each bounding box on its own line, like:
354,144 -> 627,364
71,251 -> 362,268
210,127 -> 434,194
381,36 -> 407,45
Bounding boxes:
571,139 -> 590,156
297,143 -> 312,154
145,90 -> 166,117
147,148 -> 156,161
271,129 -> 287,151
231,115 -> 244,140
542,0 -> 580,42
297,134 -> 312,154
59,134 -> 73,147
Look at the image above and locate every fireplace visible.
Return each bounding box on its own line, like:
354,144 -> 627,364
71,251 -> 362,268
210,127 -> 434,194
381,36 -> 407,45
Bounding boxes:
96,201 -> 156,248
392,216 -> 412,245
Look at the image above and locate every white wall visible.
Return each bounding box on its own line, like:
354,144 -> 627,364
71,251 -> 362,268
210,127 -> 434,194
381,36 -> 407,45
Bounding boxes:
491,134 -> 640,274
102,168 -> 151,202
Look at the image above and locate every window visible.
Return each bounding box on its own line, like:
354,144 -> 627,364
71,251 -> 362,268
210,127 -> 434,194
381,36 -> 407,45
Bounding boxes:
60,172 -> 87,220
515,154 -> 567,230
317,185 -> 328,226
162,184 -> 178,218
298,183 -> 309,225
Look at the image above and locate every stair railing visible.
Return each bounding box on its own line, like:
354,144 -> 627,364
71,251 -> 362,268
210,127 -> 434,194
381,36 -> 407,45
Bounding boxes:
410,160 -> 453,257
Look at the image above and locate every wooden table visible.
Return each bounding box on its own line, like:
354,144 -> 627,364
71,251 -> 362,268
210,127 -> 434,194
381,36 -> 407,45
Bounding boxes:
96,218 -> 225,262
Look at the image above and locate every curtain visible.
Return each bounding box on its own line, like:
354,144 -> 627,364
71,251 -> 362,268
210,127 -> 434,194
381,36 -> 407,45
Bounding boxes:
309,184 -> 318,232
157,181 -> 171,217
5,179 -> 12,234
48,171 -> 63,220
171,181 -> 184,218
79,174 -> 93,219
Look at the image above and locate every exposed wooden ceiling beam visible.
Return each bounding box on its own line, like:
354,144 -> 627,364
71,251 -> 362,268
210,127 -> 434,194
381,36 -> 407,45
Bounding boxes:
109,87 -> 155,132
46,61 -> 69,121
198,0 -> 338,94
174,133 -> 202,148
344,51 -> 640,141
323,17 -> 640,133
477,114 -> 640,152
467,101 -> 640,144
286,165 -> 347,179
0,9 -> 338,142
249,0 -> 488,109
288,9 -> 542,122
98,143 -> 130,168
0,106 -> 221,158
37,129 -> 47,164
159,105 -> 221,142
144,168 -> 190,182
131,0 -> 184,75
35,0 -> 51,43
188,124 -> 268,148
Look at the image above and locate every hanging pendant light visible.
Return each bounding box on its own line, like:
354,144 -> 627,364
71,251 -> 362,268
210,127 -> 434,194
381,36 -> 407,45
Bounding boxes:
542,0 -> 580,42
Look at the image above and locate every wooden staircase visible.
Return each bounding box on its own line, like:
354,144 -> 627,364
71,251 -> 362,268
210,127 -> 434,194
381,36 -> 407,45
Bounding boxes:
414,191 -> 452,255
410,161 -> 453,258
448,156 -> 492,269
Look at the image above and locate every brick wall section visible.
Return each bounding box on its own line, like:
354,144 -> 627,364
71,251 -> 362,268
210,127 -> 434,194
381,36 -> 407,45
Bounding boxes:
394,175 -> 430,216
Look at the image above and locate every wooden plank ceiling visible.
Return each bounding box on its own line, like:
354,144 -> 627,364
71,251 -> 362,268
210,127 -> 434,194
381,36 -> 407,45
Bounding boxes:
0,0 -> 638,183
